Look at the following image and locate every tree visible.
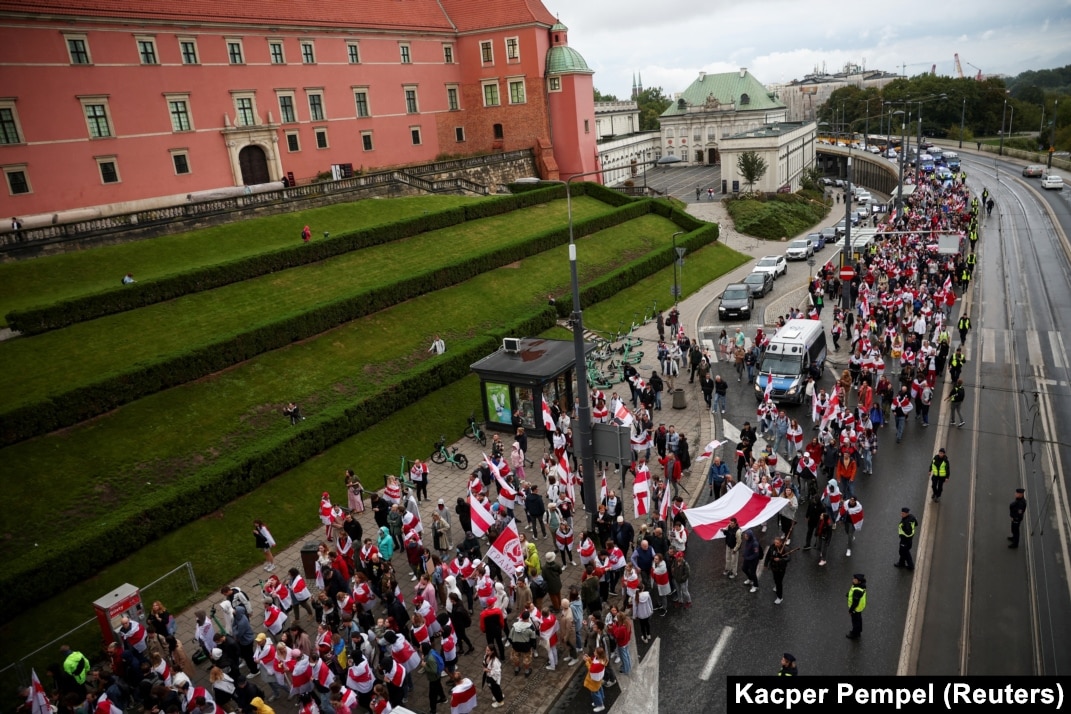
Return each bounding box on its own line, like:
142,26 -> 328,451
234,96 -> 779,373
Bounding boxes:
634,87 -> 671,131
737,151 -> 768,193
593,88 -> 619,102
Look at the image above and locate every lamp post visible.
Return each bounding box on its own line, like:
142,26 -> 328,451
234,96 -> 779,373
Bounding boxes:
891,109 -> 907,218
842,144 -> 853,310
999,98 -> 1008,156
959,97 -> 966,149
864,98 -> 870,151
671,231 -> 685,305
1050,99 -> 1058,169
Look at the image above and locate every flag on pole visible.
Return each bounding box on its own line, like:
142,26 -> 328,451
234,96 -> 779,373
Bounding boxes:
487,519 -> 525,580
682,483 -> 790,539
763,373 -> 775,402
542,401 -> 557,433
811,390 -> 820,424
599,473 -> 607,504
612,403 -> 634,427
630,429 -> 652,451
28,670 -> 51,714
555,452 -> 570,481
658,483 -> 672,522
694,439 -> 724,462
821,390 -> 840,430
469,497 -> 494,537
632,468 -> 650,518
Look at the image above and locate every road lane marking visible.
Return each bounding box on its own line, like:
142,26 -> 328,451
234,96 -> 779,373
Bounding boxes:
1050,331 -> 1065,370
1027,330 -> 1043,366
982,328 -> 996,363
699,626 -> 733,681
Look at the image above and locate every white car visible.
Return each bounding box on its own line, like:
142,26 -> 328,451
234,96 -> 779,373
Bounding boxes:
754,254 -> 788,279
785,238 -> 814,261
1041,174 -> 1064,190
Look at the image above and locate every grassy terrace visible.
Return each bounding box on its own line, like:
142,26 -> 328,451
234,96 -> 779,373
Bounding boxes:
0,196 -> 611,413
0,212 -> 681,568
0,234 -> 746,689
0,195 -> 480,324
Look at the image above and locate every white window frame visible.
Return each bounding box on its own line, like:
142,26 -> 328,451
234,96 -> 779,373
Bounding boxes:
226,38 -> 245,65
507,78 -> 526,105
314,127 -> 329,149
268,40 -> 285,65
446,85 -> 460,112
300,41 -> 315,64
95,155 -> 121,184
135,35 -> 159,65
2,164 -> 31,195
276,91 -> 297,124
0,100 -> 26,145
353,87 -> 371,118
306,89 -> 326,122
505,36 -> 520,62
64,33 -> 92,65
480,41 -> 493,64
164,93 -> 194,132
410,126 -> 422,146
178,37 -> 199,65
399,42 -> 411,64
169,149 -> 191,175
403,85 -> 419,114
548,76 -> 561,92
230,91 -> 258,127
285,131 -> 300,153
347,41 -> 360,64
79,96 -> 114,139
481,80 -> 500,107
442,43 -> 454,64
361,130 -> 374,151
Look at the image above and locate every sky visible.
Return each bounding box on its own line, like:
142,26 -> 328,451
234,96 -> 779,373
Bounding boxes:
549,0 -> 1071,99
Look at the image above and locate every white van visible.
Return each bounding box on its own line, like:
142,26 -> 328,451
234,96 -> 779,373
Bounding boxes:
1041,174 -> 1064,190
754,319 -> 827,404
856,190 -> 872,204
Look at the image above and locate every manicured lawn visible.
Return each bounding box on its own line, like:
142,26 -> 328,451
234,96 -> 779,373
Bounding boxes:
0,233 -> 745,689
0,212 -> 681,567
0,197 -> 612,411
0,195 -> 482,325
725,191 -> 831,240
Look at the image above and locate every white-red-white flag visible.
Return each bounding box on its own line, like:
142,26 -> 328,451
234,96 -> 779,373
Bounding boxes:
658,483 -> 672,522
629,375 -> 647,392
542,401 -> 557,433
682,483 -> 789,539
630,429 -> 652,451
821,390 -> 840,430
613,403 -> 634,427
695,439 -> 724,462
28,670 -> 50,714
763,373 -> 775,401
469,497 -> 494,537
555,452 -> 570,481
487,519 -> 525,580
811,390 -> 820,424
632,468 -> 650,518
599,473 -> 607,504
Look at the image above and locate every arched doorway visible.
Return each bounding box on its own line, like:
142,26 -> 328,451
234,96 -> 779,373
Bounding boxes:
238,145 -> 270,185
708,148 -> 719,165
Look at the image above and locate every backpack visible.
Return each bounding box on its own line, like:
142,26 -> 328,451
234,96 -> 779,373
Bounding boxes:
530,579 -> 547,600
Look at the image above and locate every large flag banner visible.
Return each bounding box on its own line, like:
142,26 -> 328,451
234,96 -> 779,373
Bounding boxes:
469,497 -> 494,537
682,483 -> 790,540
542,401 -> 557,433
630,429 -> 652,451
613,403 -> 634,427
695,439 -> 724,462
811,390 -> 820,424
633,468 -> 650,518
487,519 -> 525,579
28,670 -> 50,714
763,373 -> 775,401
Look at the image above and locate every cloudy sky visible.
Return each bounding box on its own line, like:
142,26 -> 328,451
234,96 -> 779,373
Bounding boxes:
550,0 -> 1071,98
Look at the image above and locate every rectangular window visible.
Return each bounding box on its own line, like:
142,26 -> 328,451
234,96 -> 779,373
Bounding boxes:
411,127 -> 421,145
278,94 -> 296,123
446,86 -> 459,111
136,37 -> 158,65
234,96 -> 255,126
361,131 -> 373,151
168,98 -> 192,132
300,41 -> 315,64
171,150 -> 190,175
227,40 -> 244,64
66,35 -> 91,64
399,43 -> 411,64
548,77 -> 561,92
508,79 -> 526,105
179,39 -> 198,64
404,87 -> 418,114
347,42 -> 360,64
443,44 -> 454,64
584,119 -> 590,134
308,91 -> 325,121
505,37 -> 519,61
3,166 -> 30,195
286,132 -> 300,152
269,41 -> 284,64
482,81 -> 500,107
97,157 -> 120,184
315,128 -> 328,149
353,89 -> 370,118
693,129 -> 701,142
82,100 -> 113,138
0,105 -> 23,145
454,127 -> 465,142
480,41 -> 493,64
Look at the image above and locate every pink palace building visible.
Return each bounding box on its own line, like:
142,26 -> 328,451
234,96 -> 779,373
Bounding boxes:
0,0 -> 599,219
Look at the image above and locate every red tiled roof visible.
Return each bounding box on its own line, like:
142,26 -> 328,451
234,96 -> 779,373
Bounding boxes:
438,0 -> 556,32
0,0 -> 456,31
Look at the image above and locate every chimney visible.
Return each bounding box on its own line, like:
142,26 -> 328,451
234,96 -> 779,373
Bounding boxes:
698,71 -> 706,82
739,67 -> 747,78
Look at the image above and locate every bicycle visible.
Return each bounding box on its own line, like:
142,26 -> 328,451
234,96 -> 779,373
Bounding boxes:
431,435 -> 469,470
464,411 -> 487,446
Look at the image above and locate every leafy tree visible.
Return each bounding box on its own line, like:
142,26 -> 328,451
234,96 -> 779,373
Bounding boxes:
635,87 -> 671,131
593,88 -> 619,102
737,151 -> 768,193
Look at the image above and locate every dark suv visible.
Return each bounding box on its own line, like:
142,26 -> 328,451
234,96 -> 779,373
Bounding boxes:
718,283 -> 754,320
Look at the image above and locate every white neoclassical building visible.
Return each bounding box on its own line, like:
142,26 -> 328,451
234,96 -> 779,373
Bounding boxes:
594,100 -> 661,186
718,121 -> 817,194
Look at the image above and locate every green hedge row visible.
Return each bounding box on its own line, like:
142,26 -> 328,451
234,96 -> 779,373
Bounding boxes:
0,195 -> 649,446
0,197 -> 719,610
6,187 -> 568,335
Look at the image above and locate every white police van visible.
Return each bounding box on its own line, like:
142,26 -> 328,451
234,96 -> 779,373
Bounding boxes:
754,319 -> 827,404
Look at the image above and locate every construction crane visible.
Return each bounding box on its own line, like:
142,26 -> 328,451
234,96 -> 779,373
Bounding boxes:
966,61 -> 984,81
954,53 -> 964,79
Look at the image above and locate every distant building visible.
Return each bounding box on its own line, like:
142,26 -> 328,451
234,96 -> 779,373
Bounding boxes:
719,122 -> 817,194
659,69 -> 788,166
594,101 -> 660,186
0,0 -> 599,218
768,63 -> 900,122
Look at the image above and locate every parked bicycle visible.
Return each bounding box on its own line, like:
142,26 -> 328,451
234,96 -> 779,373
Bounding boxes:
431,435 -> 469,470
465,411 -> 487,446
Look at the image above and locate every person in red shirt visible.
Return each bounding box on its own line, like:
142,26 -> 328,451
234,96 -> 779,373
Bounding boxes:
479,605 -> 506,660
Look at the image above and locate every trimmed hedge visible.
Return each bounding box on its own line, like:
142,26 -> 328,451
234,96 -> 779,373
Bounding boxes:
6,187 -> 567,335
0,200 -> 721,610
0,194 -> 648,446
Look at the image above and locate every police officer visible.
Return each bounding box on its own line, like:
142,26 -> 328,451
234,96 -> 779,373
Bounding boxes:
894,507 -> 918,569
846,574 -> 867,640
929,448 -> 950,502
948,346 -> 966,383
957,313 -> 971,344
1008,488 -> 1027,548
778,652 -> 798,676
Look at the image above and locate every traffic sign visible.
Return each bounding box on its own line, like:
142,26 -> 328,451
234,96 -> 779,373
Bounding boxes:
840,266 -> 856,281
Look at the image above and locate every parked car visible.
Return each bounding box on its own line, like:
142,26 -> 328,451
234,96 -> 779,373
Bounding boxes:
742,270 -> 775,297
820,177 -> 834,186
785,238 -> 814,261
718,283 -> 755,320
754,254 -> 788,279
821,226 -> 838,243
856,190 -> 873,204
1023,165 -> 1045,178
834,179 -> 846,187
807,232 -> 826,250
1041,174 -> 1064,190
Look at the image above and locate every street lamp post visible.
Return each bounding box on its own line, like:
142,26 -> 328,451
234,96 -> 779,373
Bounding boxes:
959,97 -> 966,149
864,98 -> 870,150
999,98 -> 1008,156
843,147 -> 853,310
892,109 -> 907,218
671,231 -> 685,305
1050,99 -> 1058,169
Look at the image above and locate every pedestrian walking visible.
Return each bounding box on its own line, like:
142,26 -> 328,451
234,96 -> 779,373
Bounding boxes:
838,496 -> 863,558
763,536 -> 791,605
712,375 -> 728,415
894,507 -> 918,570
778,653 -> 798,676
929,448 -> 950,502
946,379 -> 966,427
741,529 -> 762,592
957,313 -> 971,345
722,517 -> 741,578
1008,488 -> 1027,548
948,346 -> 966,383
892,386 -> 913,443
814,512 -> 834,566
846,574 -> 867,639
